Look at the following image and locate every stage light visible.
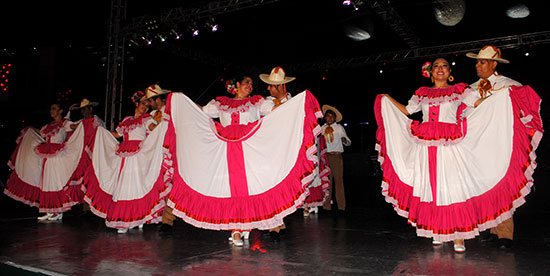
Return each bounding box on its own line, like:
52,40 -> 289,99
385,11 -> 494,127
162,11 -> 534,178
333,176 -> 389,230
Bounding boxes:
170,29 -> 183,40
157,34 -> 167,42
525,52 -> 530,56
188,23 -> 200,37
452,61 -> 456,66
205,17 -> 218,32
343,0 -> 351,5
140,35 -> 153,45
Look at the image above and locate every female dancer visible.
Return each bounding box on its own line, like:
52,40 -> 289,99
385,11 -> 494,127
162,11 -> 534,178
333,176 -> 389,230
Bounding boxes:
376,58 -> 470,252
375,56 -> 542,253
5,103 -> 86,220
164,73 -> 323,246
83,91 -> 171,233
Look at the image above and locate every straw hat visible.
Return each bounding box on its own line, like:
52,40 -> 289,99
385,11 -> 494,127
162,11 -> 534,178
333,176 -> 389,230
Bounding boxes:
144,84 -> 171,100
79,98 -> 99,108
466,45 -> 510,64
259,66 -> 296,85
322,105 -> 343,122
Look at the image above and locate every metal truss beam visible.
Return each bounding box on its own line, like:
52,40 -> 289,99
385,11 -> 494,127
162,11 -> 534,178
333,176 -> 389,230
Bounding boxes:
121,0 -> 281,36
153,43 -> 257,73
105,0 -> 127,130
283,31 -> 550,73
366,0 -> 421,48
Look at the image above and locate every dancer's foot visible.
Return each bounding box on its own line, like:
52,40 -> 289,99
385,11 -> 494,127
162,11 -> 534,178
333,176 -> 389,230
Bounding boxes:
453,239 -> 466,253
47,213 -> 63,221
231,231 -> 243,246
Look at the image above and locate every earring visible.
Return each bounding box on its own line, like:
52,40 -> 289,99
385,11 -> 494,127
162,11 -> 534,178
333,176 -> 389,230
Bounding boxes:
431,76 -> 434,83
448,75 -> 454,82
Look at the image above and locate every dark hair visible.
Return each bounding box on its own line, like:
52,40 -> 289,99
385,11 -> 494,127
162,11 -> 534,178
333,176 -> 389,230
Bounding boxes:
324,109 -> 336,117
50,103 -> 68,118
151,93 -> 169,102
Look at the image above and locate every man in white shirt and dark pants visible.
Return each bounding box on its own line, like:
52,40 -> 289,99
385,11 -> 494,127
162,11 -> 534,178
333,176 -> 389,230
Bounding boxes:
321,105 -> 351,212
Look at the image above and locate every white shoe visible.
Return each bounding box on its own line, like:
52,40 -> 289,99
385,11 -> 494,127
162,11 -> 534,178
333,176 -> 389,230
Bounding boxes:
242,231 -> 250,240
303,208 -> 310,217
230,231 -> 243,246
432,239 -> 443,246
311,206 -> 318,214
117,228 -> 128,234
37,213 -> 53,221
138,224 -> 144,230
454,240 -> 466,253
47,213 -> 63,221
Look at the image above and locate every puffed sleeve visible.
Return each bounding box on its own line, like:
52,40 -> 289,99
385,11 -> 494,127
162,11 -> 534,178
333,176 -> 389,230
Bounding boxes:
259,98 -> 274,116
202,99 -> 220,118
462,87 -> 480,107
63,120 -> 74,132
405,96 -> 421,115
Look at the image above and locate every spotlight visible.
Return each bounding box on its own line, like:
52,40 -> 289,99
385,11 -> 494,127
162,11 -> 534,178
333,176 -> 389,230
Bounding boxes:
205,17 -> 218,32
451,61 -> 456,66
141,35 -> 153,46
170,29 -> 183,40
343,0 -> 351,5
188,23 -> 200,37
157,34 -> 167,42
525,52 -> 530,57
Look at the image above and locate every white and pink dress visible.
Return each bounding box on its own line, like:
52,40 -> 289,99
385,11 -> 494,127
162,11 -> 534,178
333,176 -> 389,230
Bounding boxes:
5,119 -> 86,213
83,113 -> 172,229
375,82 -> 543,241
302,135 -> 331,208
164,91 -> 323,230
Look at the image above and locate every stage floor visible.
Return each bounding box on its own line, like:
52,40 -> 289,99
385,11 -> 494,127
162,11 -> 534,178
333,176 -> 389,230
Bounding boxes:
1,199 -> 549,276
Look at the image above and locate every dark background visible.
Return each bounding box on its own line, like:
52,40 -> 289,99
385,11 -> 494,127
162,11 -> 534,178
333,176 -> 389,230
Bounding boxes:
1,0 -> 549,212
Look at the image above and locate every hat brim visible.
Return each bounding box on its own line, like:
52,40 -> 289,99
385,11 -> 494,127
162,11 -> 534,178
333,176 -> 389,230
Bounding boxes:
144,90 -> 171,100
259,74 -> 296,85
79,102 -> 99,108
322,105 -> 343,122
466,52 -> 510,64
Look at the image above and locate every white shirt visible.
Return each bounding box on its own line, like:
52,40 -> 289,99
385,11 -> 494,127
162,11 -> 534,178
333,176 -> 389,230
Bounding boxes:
463,73 -> 522,107
321,123 -> 351,153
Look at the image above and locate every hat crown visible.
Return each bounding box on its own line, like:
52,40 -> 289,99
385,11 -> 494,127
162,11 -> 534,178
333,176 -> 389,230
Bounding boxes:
145,84 -> 169,99
268,66 -> 287,81
477,45 -> 501,59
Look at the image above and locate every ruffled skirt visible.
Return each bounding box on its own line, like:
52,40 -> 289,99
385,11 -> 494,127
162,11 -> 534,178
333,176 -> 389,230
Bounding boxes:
374,86 -> 543,241
83,122 -> 172,229
302,135 -> 331,208
4,124 -> 87,213
165,91 -> 323,230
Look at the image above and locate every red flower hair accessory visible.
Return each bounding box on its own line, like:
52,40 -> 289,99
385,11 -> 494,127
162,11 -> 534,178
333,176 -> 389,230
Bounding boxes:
225,79 -> 237,95
131,91 -> 145,104
421,61 -> 432,78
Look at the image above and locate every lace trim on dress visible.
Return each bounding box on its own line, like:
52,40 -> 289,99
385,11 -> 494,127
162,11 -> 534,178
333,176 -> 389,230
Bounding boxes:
410,83 -> 471,106
209,95 -> 265,113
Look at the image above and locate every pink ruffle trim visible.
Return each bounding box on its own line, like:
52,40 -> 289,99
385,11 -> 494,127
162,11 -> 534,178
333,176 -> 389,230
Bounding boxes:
303,136 -> 331,208
115,114 -> 151,136
166,90 -> 322,230
40,120 -> 66,141
4,171 -> 78,213
410,83 -> 470,106
374,86 -> 543,242
212,121 -> 261,141
209,95 -> 265,114
116,140 -> 143,157
33,142 -> 67,158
